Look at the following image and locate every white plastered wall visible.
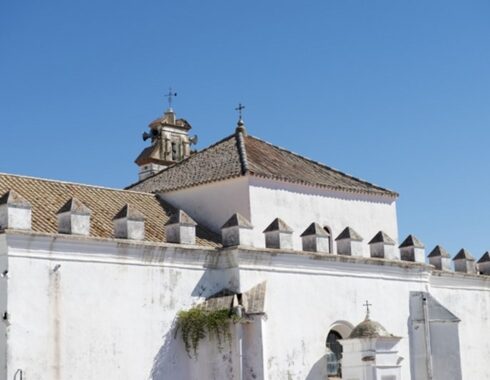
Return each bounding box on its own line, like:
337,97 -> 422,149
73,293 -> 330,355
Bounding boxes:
4,234 -> 236,380
159,177 -> 251,233
4,232 -> 489,380
160,176 -> 398,255
236,252 -> 490,380
0,234 -> 7,380
248,177 -> 399,253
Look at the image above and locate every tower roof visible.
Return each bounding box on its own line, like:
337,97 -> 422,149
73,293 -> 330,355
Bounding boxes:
128,131 -> 398,198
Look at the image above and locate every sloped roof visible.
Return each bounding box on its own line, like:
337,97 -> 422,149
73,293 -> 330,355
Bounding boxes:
263,218 -> 293,233
453,249 -> 475,261
335,226 -> 363,241
127,131 -> 397,197
478,252 -> 490,263
198,282 -> 266,315
0,190 -> 31,208
428,245 -> 450,258
0,173 -> 220,247
221,213 -> 253,229
300,222 -> 329,237
399,234 -> 425,249
57,197 -> 91,215
368,231 -> 395,245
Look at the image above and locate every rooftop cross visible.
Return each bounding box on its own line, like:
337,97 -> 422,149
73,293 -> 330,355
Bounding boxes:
363,300 -> 372,319
165,87 -> 177,110
235,103 -> 245,121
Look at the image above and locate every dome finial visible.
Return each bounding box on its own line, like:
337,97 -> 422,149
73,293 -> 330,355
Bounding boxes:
235,102 -> 247,135
363,300 -> 372,320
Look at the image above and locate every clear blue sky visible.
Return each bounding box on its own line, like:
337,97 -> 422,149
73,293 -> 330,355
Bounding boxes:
1,1 -> 489,257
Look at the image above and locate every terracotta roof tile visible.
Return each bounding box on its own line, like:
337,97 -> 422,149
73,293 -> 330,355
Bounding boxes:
0,173 -> 219,247
128,132 -> 397,198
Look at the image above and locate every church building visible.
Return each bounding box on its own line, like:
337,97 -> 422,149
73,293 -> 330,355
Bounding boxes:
0,102 -> 489,380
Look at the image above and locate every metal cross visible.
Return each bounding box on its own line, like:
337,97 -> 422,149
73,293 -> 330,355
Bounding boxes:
235,103 -> 245,120
363,300 -> 372,318
165,87 -> 177,109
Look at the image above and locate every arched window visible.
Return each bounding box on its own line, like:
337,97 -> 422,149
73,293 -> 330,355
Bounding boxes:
326,330 -> 342,377
323,226 -> 333,254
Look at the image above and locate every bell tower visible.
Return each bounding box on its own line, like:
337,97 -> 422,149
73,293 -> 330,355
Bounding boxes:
135,90 -> 197,181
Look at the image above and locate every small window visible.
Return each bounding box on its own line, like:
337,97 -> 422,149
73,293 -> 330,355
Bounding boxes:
326,330 -> 342,377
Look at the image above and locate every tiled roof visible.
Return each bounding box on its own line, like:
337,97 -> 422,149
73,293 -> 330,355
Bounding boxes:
127,131 -> 397,197
0,173 -> 220,247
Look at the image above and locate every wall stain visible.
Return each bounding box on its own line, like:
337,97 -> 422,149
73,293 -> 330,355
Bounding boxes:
48,268 -> 61,380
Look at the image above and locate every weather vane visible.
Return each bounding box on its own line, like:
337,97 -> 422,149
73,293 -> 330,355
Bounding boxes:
363,300 -> 372,319
235,103 -> 245,121
165,87 -> 177,109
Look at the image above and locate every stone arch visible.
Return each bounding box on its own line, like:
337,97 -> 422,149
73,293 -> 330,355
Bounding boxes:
325,321 -> 354,378
327,320 -> 354,339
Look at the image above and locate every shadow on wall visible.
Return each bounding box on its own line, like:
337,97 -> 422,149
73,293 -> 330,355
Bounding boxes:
191,267 -> 240,298
149,319 -> 191,380
305,354 -> 328,380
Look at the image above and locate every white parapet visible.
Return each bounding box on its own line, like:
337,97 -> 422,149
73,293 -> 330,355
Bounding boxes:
478,252 -> 490,275
221,213 -> 254,247
300,222 -> 330,253
56,197 -> 91,236
263,218 -> 293,250
165,209 -> 197,245
113,204 -> 145,240
336,227 -> 363,257
399,235 -> 425,263
453,249 -> 477,274
368,231 -> 397,259
0,190 -> 32,231
428,245 -> 452,271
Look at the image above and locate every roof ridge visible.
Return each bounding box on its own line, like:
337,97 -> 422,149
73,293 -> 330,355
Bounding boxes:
126,133 -> 238,190
235,130 -> 249,175
245,135 -> 398,197
0,172 -> 152,196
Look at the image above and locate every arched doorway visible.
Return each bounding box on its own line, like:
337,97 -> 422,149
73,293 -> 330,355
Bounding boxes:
326,330 -> 342,377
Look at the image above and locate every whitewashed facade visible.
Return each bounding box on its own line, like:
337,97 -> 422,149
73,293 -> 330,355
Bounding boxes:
0,111 -> 488,380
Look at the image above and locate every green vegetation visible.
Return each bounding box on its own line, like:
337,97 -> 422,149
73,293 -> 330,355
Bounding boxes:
176,307 -> 239,357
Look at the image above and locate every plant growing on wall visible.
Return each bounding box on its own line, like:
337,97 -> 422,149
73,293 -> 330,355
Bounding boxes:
176,307 -> 239,357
